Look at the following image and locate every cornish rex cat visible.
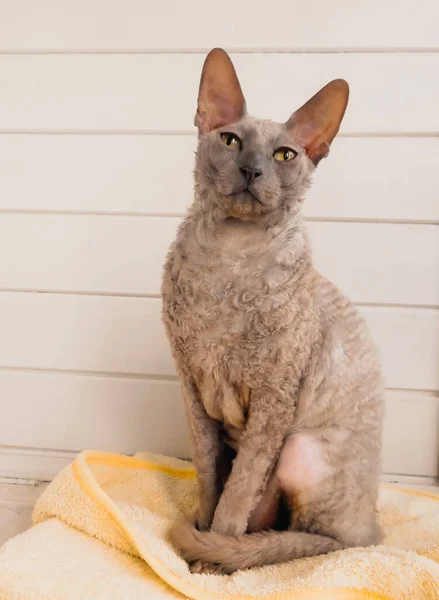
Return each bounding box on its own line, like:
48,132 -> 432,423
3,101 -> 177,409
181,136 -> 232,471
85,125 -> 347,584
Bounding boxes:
162,48 -> 384,574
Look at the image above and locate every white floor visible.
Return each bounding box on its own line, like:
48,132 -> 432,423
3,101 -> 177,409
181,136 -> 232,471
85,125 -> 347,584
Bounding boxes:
0,481 -> 47,548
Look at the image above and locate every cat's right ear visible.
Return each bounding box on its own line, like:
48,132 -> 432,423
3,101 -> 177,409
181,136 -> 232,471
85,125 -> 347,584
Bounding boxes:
195,48 -> 246,133
286,79 -> 349,165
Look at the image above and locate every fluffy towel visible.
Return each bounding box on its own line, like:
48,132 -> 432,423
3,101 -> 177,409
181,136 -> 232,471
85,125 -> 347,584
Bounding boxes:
1,451 -> 439,600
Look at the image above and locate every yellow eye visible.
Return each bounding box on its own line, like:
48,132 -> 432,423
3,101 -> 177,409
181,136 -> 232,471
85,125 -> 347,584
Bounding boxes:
221,132 -> 241,149
273,148 -> 297,162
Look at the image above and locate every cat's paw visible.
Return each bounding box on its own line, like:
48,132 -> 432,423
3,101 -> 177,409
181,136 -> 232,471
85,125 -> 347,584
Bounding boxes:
189,560 -> 227,575
210,513 -> 247,537
193,508 -> 212,531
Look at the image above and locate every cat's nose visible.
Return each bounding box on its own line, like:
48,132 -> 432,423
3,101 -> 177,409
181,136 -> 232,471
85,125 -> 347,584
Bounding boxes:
240,165 -> 263,185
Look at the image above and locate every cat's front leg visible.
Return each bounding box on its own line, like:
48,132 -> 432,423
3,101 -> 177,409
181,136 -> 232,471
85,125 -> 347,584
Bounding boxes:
210,386 -> 293,536
181,378 -> 225,530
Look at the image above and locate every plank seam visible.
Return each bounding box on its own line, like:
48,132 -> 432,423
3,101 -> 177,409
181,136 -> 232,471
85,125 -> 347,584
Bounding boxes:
0,364 -> 180,382
0,131 -> 438,138
0,48 -> 438,55
0,365 -> 438,395
0,288 -> 437,309
0,209 -> 437,225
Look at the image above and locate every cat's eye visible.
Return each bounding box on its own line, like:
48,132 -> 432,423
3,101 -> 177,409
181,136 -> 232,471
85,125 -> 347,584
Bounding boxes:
273,148 -> 297,162
221,132 -> 241,149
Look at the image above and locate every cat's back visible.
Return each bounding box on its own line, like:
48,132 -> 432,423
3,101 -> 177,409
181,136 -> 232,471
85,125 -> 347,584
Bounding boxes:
308,269 -> 383,409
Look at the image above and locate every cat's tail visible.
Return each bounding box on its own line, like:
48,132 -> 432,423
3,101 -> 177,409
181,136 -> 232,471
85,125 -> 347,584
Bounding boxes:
170,520 -> 345,574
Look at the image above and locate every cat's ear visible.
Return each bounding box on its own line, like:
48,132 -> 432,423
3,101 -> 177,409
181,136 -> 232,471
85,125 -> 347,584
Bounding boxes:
195,48 -> 246,133
286,79 -> 349,165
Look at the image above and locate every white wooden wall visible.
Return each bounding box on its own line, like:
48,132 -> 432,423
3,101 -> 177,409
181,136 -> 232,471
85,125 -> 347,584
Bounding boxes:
0,1 -> 438,483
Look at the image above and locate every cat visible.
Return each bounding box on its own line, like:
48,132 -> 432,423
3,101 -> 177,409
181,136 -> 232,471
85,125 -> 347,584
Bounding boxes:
161,48 -> 384,574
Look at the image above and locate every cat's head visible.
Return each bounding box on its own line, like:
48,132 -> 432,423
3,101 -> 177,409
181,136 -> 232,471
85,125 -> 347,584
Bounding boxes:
194,48 -> 349,221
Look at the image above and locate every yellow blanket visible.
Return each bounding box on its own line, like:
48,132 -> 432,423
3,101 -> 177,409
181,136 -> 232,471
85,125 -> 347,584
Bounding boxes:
1,451 -> 439,600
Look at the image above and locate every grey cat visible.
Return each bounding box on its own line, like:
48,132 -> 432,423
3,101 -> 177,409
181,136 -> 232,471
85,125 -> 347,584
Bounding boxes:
161,48 -> 384,574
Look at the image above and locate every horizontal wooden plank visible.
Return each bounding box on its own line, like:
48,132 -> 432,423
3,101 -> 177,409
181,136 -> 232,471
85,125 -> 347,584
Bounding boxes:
0,371 -> 188,457
1,215 -> 437,306
0,294 -> 437,390
382,476 -> 438,488
0,369 -> 437,476
0,371 -> 188,458
1,0 -> 438,50
0,214 -> 180,297
0,293 -> 174,377
0,54 -> 438,132
0,448 -> 76,482
310,222 -> 438,306
308,138 -> 439,222
382,390 -> 439,477
1,135 -> 438,222
365,307 -> 439,391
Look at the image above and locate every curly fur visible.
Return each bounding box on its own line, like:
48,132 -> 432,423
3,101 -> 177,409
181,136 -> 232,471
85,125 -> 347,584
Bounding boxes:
170,520 -> 347,574
162,49 -> 384,573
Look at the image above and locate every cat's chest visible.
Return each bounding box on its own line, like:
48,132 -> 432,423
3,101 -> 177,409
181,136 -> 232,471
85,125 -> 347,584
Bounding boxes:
171,266 -> 261,433
180,266 -> 259,354
168,241 -> 294,367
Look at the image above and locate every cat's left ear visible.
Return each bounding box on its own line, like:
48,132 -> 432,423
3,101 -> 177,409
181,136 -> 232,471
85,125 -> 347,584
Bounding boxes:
286,79 -> 349,165
195,48 -> 246,133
